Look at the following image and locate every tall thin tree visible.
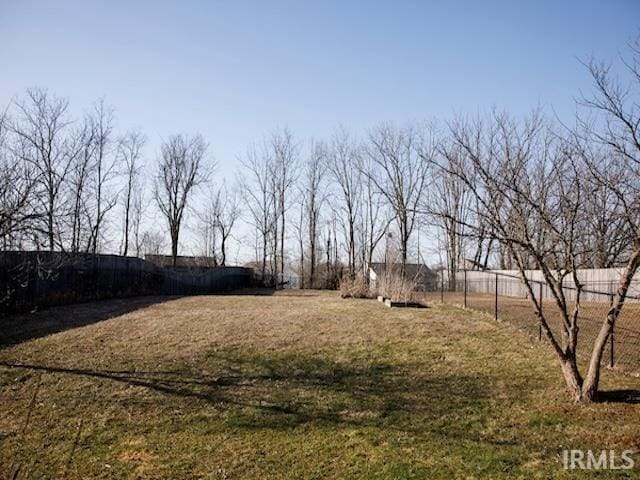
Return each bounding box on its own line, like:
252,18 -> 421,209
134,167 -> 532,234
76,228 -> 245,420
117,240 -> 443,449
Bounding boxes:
155,134 -> 209,266
366,123 -> 432,274
118,130 -> 145,256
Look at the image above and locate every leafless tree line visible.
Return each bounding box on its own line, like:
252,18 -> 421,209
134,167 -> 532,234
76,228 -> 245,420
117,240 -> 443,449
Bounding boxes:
239,107 -> 633,292
0,88 -> 220,266
0,89 -> 124,253
0,89 -> 463,284
239,124 -> 430,288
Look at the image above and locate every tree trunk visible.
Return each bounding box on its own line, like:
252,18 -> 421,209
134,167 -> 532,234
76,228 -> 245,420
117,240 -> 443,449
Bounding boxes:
171,225 -> 179,266
299,238 -> 305,289
280,208 -> 285,287
309,232 -> 316,289
560,355 -> 584,402
447,219 -> 458,290
48,193 -> 55,251
123,199 -> 130,257
581,244 -> 640,401
220,235 -> 227,266
400,236 -> 408,277
348,218 -> 355,278
93,166 -> 103,254
273,219 -> 279,288
261,234 -> 267,284
326,235 -> 331,289
123,176 -> 132,257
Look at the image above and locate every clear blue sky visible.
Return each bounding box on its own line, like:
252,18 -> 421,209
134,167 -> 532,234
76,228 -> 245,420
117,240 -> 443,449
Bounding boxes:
1,0 -> 638,179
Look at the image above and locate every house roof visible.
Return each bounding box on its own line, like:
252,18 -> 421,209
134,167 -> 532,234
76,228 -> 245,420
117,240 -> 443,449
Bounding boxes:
369,262 -> 437,282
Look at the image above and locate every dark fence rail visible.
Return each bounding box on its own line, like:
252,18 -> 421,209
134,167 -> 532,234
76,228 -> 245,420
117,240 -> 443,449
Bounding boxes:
0,251 -> 254,313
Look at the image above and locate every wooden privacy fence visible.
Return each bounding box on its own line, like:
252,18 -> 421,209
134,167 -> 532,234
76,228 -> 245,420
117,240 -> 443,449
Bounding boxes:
458,268 -> 640,302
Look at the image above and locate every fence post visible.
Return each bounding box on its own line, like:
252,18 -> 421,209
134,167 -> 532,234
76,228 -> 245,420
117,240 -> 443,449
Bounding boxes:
494,273 -> 498,320
538,282 -> 543,341
610,293 -> 615,368
463,269 -> 467,308
440,275 -> 444,303
610,329 -> 615,368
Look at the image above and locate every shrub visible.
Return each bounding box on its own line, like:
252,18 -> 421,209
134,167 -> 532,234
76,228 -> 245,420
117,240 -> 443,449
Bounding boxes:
339,275 -> 371,298
377,271 -> 418,302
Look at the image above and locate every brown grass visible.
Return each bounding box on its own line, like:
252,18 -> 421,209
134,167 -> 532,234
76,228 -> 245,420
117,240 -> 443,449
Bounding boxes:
0,291 -> 638,479
424,291 -> 640,376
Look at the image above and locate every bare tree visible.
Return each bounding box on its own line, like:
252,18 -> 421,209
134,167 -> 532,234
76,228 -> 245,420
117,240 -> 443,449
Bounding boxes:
211,183 -> 241,266
155,134 -> 209,266
141,229 -> 165,257
0,108 -> 39,248
117,130 -> 145,256
10,88 -> 75,250
321,210 -> 342,288
269,166 -> 279,283
131,183 -> 146,258
576,147 -> 631,268
327,129 -> 361,278
366,123 -> 431,273
293,188 -> 306,286
86,99 -> 119,254
199,192 -> 220,266
240,145 -> 276,282
269,128 -> 299,285
68,119 -> 97,252
292,142 -> 327,289
468,190 -> 496,270
356,150 -> 389,282
303,141 -> 327,288
427,141 -> 474,288
570,41 -> 640,400
434,103 -> 640,402
438,111 -> 587,399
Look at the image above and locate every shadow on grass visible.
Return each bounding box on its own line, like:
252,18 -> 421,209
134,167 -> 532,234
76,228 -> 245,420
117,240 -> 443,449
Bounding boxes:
0,289 -> 285,349
226,288 -> 328,296
0,296 -> 179,348
0,351 -> 496,434
596,389 -> 640,404
226,288 -> 276,296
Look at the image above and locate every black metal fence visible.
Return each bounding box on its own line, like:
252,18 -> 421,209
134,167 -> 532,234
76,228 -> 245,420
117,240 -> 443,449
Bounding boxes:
425,270 -> 640,376
0,251 -> 254,314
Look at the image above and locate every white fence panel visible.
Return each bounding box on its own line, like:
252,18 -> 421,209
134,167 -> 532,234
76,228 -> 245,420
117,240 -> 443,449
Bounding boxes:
456,268 -> 640,303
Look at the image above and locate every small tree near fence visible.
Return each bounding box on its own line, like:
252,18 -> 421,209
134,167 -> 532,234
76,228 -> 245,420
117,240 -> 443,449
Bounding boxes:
430,66 -> 639,402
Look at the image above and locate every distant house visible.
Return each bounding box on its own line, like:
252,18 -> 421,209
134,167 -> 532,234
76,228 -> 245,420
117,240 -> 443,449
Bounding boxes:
369,262 -> 438,292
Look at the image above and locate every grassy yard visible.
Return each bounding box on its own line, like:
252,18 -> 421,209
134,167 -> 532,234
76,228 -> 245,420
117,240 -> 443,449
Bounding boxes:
0,291 -> 638,479
423,291 -> 640,376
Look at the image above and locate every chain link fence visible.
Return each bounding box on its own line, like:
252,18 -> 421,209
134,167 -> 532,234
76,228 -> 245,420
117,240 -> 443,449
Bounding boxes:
424,270 -> 640,377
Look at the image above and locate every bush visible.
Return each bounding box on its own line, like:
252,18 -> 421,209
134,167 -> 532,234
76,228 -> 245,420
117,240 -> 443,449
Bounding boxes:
339,275 -> 371,298
377,271 -> 418,302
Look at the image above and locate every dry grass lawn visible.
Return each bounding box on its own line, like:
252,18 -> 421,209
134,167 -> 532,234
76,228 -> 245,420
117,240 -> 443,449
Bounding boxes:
424,291 -> 640,375
0,290 -> 639,479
